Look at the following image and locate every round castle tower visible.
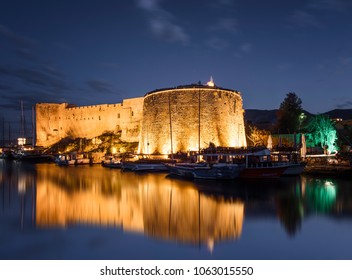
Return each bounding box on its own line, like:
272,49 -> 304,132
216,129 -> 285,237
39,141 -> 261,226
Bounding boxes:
138,81 -> 247,155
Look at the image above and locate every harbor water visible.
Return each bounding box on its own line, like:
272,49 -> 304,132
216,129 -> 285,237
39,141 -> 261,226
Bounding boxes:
1,159 -> 351,260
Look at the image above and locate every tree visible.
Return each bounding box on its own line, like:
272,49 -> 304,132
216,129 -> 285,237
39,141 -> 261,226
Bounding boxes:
276,92 -> 303,134
246,124 -> 270,146
305,114 -> 338,153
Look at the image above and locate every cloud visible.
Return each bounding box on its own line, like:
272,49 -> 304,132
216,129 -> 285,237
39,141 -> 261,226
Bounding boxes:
340,57 -> 352,65
54,42 -> 74,51
15,68 -> 68,91
209,18 -> 238,34
86,79 -> 113,93
206,37 -> 230,50
308,0 -> 346,12
287,10 -> 322,28
136,0 -> 162,12
99,62 -> 119,70
0,88 -> 62,112
0,24 -> 37,47
0,63 -> 69,94
233,42 -> 253,58
240,42 -> 252,53
336,100 -> 352,109
135,0 -> 189,45
150,18 -> 189,44
0,84 -> 11,90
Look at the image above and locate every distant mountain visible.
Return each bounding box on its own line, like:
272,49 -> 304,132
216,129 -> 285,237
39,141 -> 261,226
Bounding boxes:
244,109 -> 278,125
245,108 -> 352,124
322,109 -> 352,120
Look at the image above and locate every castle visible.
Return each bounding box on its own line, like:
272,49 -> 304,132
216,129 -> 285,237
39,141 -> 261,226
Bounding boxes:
36,81 -> 247,153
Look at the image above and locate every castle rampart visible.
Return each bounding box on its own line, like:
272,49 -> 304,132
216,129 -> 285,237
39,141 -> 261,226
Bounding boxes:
36,97 -> 144,147
138,85 -> 247,154
36,83 -> 247,153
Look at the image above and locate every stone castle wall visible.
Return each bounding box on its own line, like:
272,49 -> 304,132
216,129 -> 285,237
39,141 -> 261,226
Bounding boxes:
138,86 -> 247,154
36,97 -> 144,147
36,85 -> 247,152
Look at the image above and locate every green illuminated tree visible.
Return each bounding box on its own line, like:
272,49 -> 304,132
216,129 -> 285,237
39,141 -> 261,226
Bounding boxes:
276,92 -> 303,133
306,114 -> 338,153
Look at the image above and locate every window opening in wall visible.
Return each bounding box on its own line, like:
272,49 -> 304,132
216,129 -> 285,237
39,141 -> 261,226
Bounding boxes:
99,116 -> 101,120
118,113 -> 120,119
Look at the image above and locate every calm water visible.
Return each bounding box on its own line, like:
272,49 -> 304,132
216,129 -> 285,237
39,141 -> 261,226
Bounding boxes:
1,159 -> 351,260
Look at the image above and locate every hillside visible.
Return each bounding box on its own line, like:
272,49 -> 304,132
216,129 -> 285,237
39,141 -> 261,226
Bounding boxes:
323,109 -> 352,120
244,108 -> 352,125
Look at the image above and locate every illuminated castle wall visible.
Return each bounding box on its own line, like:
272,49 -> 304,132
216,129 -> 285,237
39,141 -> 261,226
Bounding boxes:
36,97 -> 144,147
138,85 -> 247,154
36,82 -> 247,151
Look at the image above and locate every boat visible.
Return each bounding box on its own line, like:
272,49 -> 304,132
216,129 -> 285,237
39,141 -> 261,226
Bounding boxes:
165,157 -> 243,180
238,164 -> 288,179
165,162 -> 206,178
198,147 -> 289,179
192,163 -> 242,180
121,157 -> 176,172
12,147 -> 54,163
281,162 -> 306,175
237,150 -> 288,179
101,155 -> 122,169
270,150 -> 306,176
102,160 -> 122,169
56,153 -> 92,166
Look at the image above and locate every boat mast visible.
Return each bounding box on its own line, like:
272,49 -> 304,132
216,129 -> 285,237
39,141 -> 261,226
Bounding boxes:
32,105 -> 35,147
168,93 -> 174,159
198,85 -> 201,154
20,100 -> 25,139
1,117 -> 4,148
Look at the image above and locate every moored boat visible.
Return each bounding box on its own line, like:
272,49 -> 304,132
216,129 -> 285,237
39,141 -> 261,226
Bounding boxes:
282,162 -> 306,176
165,162 -> 207,178
238,164 -> 288,179
102,160 -> 122,169
192,163 -> 242,180
121,157 -> 176,172
165,160 -> 243,180
12,147 -> 54,163
56,152 -> 92,166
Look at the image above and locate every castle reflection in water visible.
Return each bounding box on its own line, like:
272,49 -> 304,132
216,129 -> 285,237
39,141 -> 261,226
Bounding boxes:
1,160 -> 351,252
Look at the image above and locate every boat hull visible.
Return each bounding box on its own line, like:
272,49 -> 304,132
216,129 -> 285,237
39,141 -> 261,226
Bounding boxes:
166,163 -> 242,180
192,164 -> 242,180
239,166 -> 288,179
282,163 -> 306,176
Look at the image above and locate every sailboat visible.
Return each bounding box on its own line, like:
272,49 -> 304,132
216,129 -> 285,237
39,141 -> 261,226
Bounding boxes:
12,102 -> 54,163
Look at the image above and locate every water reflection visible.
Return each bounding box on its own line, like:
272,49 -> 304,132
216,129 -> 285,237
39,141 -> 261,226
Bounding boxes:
34,165 -> 244,250
1,160 -> 352,251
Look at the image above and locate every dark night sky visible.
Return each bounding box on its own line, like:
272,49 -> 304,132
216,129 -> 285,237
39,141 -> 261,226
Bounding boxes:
1,0 -> 352,134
